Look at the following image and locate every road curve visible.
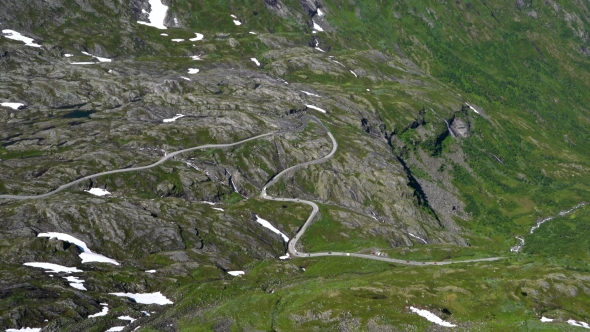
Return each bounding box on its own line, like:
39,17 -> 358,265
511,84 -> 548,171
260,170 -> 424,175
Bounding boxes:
1,115 -> 505,266
261,117 -> 505,266
0,132 -> 275,200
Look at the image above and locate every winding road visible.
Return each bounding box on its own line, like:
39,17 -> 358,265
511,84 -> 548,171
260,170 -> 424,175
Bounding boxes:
0,115 -> 504,266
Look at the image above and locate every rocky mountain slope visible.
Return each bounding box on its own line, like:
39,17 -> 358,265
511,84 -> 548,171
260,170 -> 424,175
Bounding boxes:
1,0 -> 590,331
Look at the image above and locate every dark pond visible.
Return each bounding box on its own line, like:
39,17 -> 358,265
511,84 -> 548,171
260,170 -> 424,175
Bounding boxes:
62,110 -> 96,119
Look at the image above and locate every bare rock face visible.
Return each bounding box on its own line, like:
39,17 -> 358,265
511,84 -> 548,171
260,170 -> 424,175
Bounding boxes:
450,117 -> 470,138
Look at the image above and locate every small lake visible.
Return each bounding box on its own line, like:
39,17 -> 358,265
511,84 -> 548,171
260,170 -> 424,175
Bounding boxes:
61,110 -> 96,119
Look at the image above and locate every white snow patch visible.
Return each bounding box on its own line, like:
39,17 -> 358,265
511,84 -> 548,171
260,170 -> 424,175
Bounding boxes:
23,262 -> 82,274
249,31 -> 257,34
305,105 -> 327,114
189,33 -> 204,41
408,233 -> 427,244
2,29 -> 41,47
312,21 -> 324,32
255,214 -> 289,242
141,311 -> 150,316
279,253 -> 290,260
331,59 -> 345,67
64,54 -> 74,57
231,14 -> 237,18
109,292 -> 173,305
85,188 -> 111,196
465,103 -> 480,114
145,270 -> 156,273
5,328 -> 41,332
250,58 -> 260,66
38,232 -> 119,265
88,304 -> 109,318
568,320 -> 590,329
163,114 -> 185,123
79,51 -> 111,62
64,276 -> 86,290
179,76 -> 191,81
190,55 -> 201,60
540,317 -> 554,322
227,271 -> 245,276
118,316 -> 136,323
71,62 -> 95,65
160,33 -> 168,36
314,47 -> 325,52
409,307 -> 457,327
188,68 -> 199,74
94,56 -> 112,63
105,327 -> 125,332
350,70 -> 358,78
212,208 -> 224,212
201,201 -> 216,205
171,38 -> 184,42
137,0 -> 169,30
317,8 -> 325,16
233,20 -> 242,26
1,102 -> 25,110
301,91 -> 321,97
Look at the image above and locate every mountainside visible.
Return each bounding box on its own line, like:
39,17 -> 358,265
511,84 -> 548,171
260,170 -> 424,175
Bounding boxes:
1,0 -> 590,331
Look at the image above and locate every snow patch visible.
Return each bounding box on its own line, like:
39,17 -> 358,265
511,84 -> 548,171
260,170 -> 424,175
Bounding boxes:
105,327 -> 125,332
5,328 -> 41,332
568,320 -> 590,329
540,317 -> 554,322
212,207 -> 224,212
179,76 -> 191,81
314,47 -> 325,52
279,253 -> 290,260
409,307 -> 457,327
249,31 -> 257,35
317,8 -> 325,16
190,55 -> 201,60
171,39 -> 184,42
188,68 -> 199,74
312,21 -> 324,32
465,103 -> 480,114
145,270 -> 156,273
408,233 -> 427,244
1,102 -> 25,110
89,304 -> 109,318
227,271 -> 245,276
301,91 -> 321,97
163,114 -> 185,123
137,0 -> 169,30
350,70 -> 358,78
2,29 -> 41,47
189,33 -> 204,41
38,232 -> 119,265
305,105 -> 327,114
201,201 -> 216,205
23,262 -> 82,273
64,276 -> 86,290
250,58 -> 260,66
64,54 -> 74,57
109,292 -> 173,305
118,316 -> 136,323
160,33 -> 168,36
255,215 -> 290,242
71,62 -> 95,65
85,188 -> 111,196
